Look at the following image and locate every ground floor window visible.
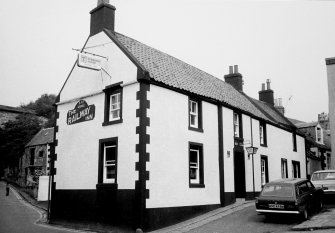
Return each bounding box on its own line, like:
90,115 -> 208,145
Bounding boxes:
281,158 -> 288,178
98,137 -> 118,184
292,160 -> 300,178
189,142 -> 204,188
261,155 -> 269,187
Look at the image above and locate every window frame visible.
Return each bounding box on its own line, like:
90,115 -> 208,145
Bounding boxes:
98,137 -> 118,185
188,97 -> 203,132
292,160 -> 301,178
103,83 -> 123,126
292,132 -> 297,152
281,158 -> 288,179
261,155 -> 269,187
189,142 -> 205,188
259,121 -> 267,147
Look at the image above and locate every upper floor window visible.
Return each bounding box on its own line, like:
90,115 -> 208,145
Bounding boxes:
281,158 -> 288,178
30,148 -> 35,165
292,132 -> 297,152
103,83 -> 123,126
189,142 -> 204,188
316,127 -> 322,143
233,112 -> 242,138
260,121 -> 267,146
189,98 -> 203,132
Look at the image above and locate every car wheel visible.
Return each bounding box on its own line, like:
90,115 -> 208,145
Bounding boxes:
318,199 -> 323,211
301,208 -> 308,220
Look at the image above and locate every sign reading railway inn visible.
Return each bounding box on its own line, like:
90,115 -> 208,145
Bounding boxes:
67,100 -> 95,125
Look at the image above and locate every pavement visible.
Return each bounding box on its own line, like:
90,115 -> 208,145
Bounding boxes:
7,182 -> 335,233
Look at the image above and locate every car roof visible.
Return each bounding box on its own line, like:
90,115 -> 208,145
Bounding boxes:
312,170 -> 335,174
266,178 -> 307,185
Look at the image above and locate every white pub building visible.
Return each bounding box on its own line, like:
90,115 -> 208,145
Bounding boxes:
49,1 -> 306,231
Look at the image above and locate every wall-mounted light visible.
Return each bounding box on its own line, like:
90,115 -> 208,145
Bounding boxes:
246,146 -> 258,159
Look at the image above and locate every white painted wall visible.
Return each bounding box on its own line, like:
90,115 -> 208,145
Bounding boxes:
60,32 -> 138,103
147,85 -> 220,208
222,107 -> 235,193
54,32 -> 139,190
38,176 -> 50,201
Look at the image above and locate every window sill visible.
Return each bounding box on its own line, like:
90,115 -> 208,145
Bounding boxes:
188,126 -> 204,133
102,119 -> 123,126
189,183 -> 205,188
96,183 -> 118,189
260,144 -> 267,148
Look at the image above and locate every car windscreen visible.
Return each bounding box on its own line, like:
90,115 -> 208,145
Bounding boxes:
311,172 -> 335,181
261,184 -> 294,197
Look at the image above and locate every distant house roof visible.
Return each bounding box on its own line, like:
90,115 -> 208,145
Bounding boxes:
26,127 -> 54,147
288,118 -> 305,125
106,30 -> 296,131
295,121 -> 319,129
0,105 -> 35,114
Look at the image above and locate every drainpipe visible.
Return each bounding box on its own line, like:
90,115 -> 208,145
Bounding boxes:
250,118 -> 255,199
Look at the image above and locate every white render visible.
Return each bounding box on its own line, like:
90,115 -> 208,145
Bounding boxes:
37,176 -> 50,201
147,85 -> 220,208
55,31 -> 139,190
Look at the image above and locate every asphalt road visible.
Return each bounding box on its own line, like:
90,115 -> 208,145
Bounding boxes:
0,182 -> 83,233
187,205 -> 311,233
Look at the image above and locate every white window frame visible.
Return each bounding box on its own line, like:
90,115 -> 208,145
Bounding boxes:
189,100 -> 198,128
281,159 -> 288,178
103,144 -> 116,183
260,124 -> 264,145
190,148 -> 200,184
261,158 -> 266,186
234,113 -> 239,138
109,93 -> 121,121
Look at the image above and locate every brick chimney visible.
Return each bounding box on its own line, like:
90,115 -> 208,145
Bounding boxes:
90,0 -> 116,36
224,65 -> 243,92
274,98 -> 285,115
259,79 -> 274,106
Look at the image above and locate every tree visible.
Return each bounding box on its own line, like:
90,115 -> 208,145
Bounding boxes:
0,114 -> 41,177
22,93 -> 57,127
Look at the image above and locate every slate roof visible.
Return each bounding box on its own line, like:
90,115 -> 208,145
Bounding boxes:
248,97 -> 294,128
105,30 -> 296,129
26,127 -> 54,147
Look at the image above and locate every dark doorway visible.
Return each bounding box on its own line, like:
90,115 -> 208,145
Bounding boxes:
234,149 -> 246,198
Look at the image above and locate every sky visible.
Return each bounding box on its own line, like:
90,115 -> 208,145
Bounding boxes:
1,0 -> 335,122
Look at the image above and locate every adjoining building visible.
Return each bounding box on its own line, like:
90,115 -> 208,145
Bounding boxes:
19,127 -> 54,201
50,1 -> 306,230
326,58 -> 335,169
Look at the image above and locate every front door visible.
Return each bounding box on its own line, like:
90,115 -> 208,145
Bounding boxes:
234,150 -> 246,198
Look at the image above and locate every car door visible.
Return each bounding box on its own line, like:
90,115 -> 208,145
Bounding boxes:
306,180 -> 320,210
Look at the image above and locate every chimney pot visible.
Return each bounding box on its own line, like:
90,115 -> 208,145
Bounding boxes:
266,79 -> 271,90
262,83 -> 265,91
98,0 -> 109,5
229,66 -> 233,74
234,65 -> 238,74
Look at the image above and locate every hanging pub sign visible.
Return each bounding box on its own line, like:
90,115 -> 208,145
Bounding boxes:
77,52 -> 102,71
67,100 -> 95,125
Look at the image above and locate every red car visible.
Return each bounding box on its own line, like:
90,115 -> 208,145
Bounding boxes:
255,178 -> 323,219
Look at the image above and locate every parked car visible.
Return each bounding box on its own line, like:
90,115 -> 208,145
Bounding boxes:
311,170 -> 335,195
255,178 -> 323,219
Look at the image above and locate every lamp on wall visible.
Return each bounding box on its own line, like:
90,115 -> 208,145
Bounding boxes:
246,146 -> 258,159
